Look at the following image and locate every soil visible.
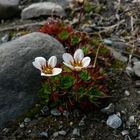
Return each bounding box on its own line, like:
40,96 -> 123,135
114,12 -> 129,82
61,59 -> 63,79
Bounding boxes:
0,0 -> 140,140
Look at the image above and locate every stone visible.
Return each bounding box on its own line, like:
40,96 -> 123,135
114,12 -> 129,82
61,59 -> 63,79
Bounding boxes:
39,132 -> 48,138
133,62 -> 140,77
106,114 -> 122,129
129,116 -> 135,123
51,109 -> 61,116
0,32 -> 65,129
21,2 -> 65,20
131,129 -> 138,137
63,110 -> 69,118
19,123 -> 24,128
107,47 -> 127,62
79,116 -> 86,126
124,90 -> 130,96
101,103 -> 115,114
0,0 -> 20,19
41,106 -> 49,116
24,117 -> 31,123
111,37 -> 128,51
58,130 -> 67,136
45,0 -> 71,8
103,39 -> 112,46
1,34 -> 9,43
72,128 -> 80,136
53,132 -> 59,137
121,130 -> 129,136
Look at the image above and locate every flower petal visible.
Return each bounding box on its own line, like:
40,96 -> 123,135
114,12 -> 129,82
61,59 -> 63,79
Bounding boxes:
74,49 -> 84,61
82,57 -> 91,68
41,72 -> 52,77
48,56 -> 57,68
52,68 -> 62,76
32,61 -> 42,70
63,53 -> 74,64
63,62 -> 74,70
35,57 -> 46,67
41,68 -> 62,76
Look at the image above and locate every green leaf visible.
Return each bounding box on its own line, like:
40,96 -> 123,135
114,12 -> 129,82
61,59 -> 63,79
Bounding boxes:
87,86 -> 102,96
58,31 -> 69,41
79,70 -> 90,81
60,75 -> 74,89
70,35 -> 80,46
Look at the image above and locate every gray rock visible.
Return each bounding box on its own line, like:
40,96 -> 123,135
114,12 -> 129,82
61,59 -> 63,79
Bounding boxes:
79,116 -> 86,126
41,106 -> 49,116
0,32 -> 65,129
124,90 -> 130,96
103,39 -> 112,46
63,110 -> 69,118
101,103 -> 115,114
0,0 -> 20,19
131,128 -> 138,137
133,62 -> 140,77
106,114 -> 122,129
24,117 -> 31,123
21,2 -> 65,20
121,130 -> 129,136
39,132 -> 48,138
19,123 -> 24,128
129,116 -> 135,123
53,132 -> 59,137
72,128 -> 80,136
83,27 -> 93,33
1,34 -> 9,43
51,109 -> 61,116
45,0 -> 71,7
58,130 -> 67,136
112,37 -> 128,51
107,47 -> 128,62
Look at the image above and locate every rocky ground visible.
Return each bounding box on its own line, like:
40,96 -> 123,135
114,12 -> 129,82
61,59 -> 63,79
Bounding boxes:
0,0 -> 140,140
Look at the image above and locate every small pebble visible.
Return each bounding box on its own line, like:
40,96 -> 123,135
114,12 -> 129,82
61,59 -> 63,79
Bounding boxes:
103,39 -> 112,46
1,34 -> 9,43
101,103 -> 115,114
135,80 -> 140,87
124,90 -> 130,96
39,132 -> 48,138
70,122 -> 73,126
131,128 -> 138,137
24,117 -> 31,123
106,114 -> 122,129
53,132 -> 59,137
63,110 -> 69,118
71,138 -> 76,140
72,128 -> 80,136
19,123 -> 24,128
58,130 -> 67,136
129,116 -> 135,123
41,105 -> 49,116
138,125 -> 140,129
51,109 -> 61,116
121,130 -> 129,136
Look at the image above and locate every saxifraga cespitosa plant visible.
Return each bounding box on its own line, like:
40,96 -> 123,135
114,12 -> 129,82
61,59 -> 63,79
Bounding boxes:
33,49 -> 108,111
38,18 -> 90,53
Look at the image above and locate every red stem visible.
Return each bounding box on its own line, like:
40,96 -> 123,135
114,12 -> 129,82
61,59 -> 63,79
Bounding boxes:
78,6 -> 83,29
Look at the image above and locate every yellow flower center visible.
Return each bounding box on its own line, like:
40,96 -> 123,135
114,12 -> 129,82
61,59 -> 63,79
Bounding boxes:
70,60 -> 83,67
42,65 -> 53,74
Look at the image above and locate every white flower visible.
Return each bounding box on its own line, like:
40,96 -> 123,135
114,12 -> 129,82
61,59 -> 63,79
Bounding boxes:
32,56 -> 62,76
63,49 -> 91,71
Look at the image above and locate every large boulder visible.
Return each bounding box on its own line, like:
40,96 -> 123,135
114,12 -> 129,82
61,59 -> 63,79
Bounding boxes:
0,0 -> 20,19
0,32 -> 65,129
21,2 -> 65,20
